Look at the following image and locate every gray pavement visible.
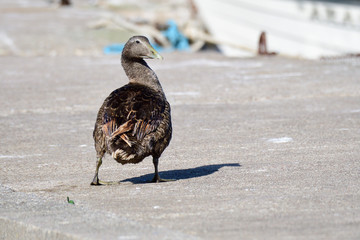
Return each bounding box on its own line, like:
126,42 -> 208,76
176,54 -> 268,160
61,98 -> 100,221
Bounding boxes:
1,1 -> 360,240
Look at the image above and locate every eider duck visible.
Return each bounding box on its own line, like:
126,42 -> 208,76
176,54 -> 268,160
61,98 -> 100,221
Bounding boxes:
91,36 -> 172,185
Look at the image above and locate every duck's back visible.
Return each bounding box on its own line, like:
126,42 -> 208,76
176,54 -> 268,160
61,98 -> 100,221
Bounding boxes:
93,83 -> 172,164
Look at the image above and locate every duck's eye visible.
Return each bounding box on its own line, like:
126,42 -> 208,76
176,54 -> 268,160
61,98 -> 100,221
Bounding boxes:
135,40 -> 140,44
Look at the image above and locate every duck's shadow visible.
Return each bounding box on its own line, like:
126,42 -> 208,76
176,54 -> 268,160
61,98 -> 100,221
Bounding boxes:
120,163 -> 241,184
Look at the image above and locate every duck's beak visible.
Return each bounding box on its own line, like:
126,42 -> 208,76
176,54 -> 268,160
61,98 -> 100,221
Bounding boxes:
146,44 -> 163,60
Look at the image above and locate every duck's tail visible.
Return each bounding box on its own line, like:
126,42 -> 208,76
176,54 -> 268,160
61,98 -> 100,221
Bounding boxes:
102,119 -> 135,147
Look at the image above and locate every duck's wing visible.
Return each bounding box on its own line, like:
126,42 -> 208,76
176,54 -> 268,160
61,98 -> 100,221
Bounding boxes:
101,84 -> 166,145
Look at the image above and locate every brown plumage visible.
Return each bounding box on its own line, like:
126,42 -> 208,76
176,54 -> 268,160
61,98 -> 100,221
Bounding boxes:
91,36 -> 172,185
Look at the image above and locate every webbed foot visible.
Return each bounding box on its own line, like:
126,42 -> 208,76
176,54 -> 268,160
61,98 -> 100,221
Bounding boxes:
151,156 -> 175,183
91,175 -> 120,186
91,179 -> 120,186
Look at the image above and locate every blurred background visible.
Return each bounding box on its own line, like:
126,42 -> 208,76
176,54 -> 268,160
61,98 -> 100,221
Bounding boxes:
1,0 -> 360,59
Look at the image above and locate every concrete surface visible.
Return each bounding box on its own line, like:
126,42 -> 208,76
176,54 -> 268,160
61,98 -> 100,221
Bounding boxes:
1,1 -> 360,240
1,53 -> 360,240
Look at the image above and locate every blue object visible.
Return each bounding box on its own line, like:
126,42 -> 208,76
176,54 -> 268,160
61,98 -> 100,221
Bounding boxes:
103,20 -> 189,55
103,44 -> 124,55
162,20 -> 190,51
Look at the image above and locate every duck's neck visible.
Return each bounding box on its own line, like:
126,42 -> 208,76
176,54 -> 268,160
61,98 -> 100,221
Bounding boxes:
121,57 -> 164,94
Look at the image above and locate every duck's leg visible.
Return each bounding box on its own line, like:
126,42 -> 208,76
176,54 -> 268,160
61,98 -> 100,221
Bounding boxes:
151,157 -> 175,183
90,157 -> 120,185
91,157 -> 102,185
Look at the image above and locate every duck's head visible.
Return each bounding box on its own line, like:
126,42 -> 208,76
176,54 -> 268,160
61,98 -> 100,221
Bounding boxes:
122,36 -> 163,60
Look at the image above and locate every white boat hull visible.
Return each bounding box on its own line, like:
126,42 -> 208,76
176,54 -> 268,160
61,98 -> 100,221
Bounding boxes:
194,0 -> 360,58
